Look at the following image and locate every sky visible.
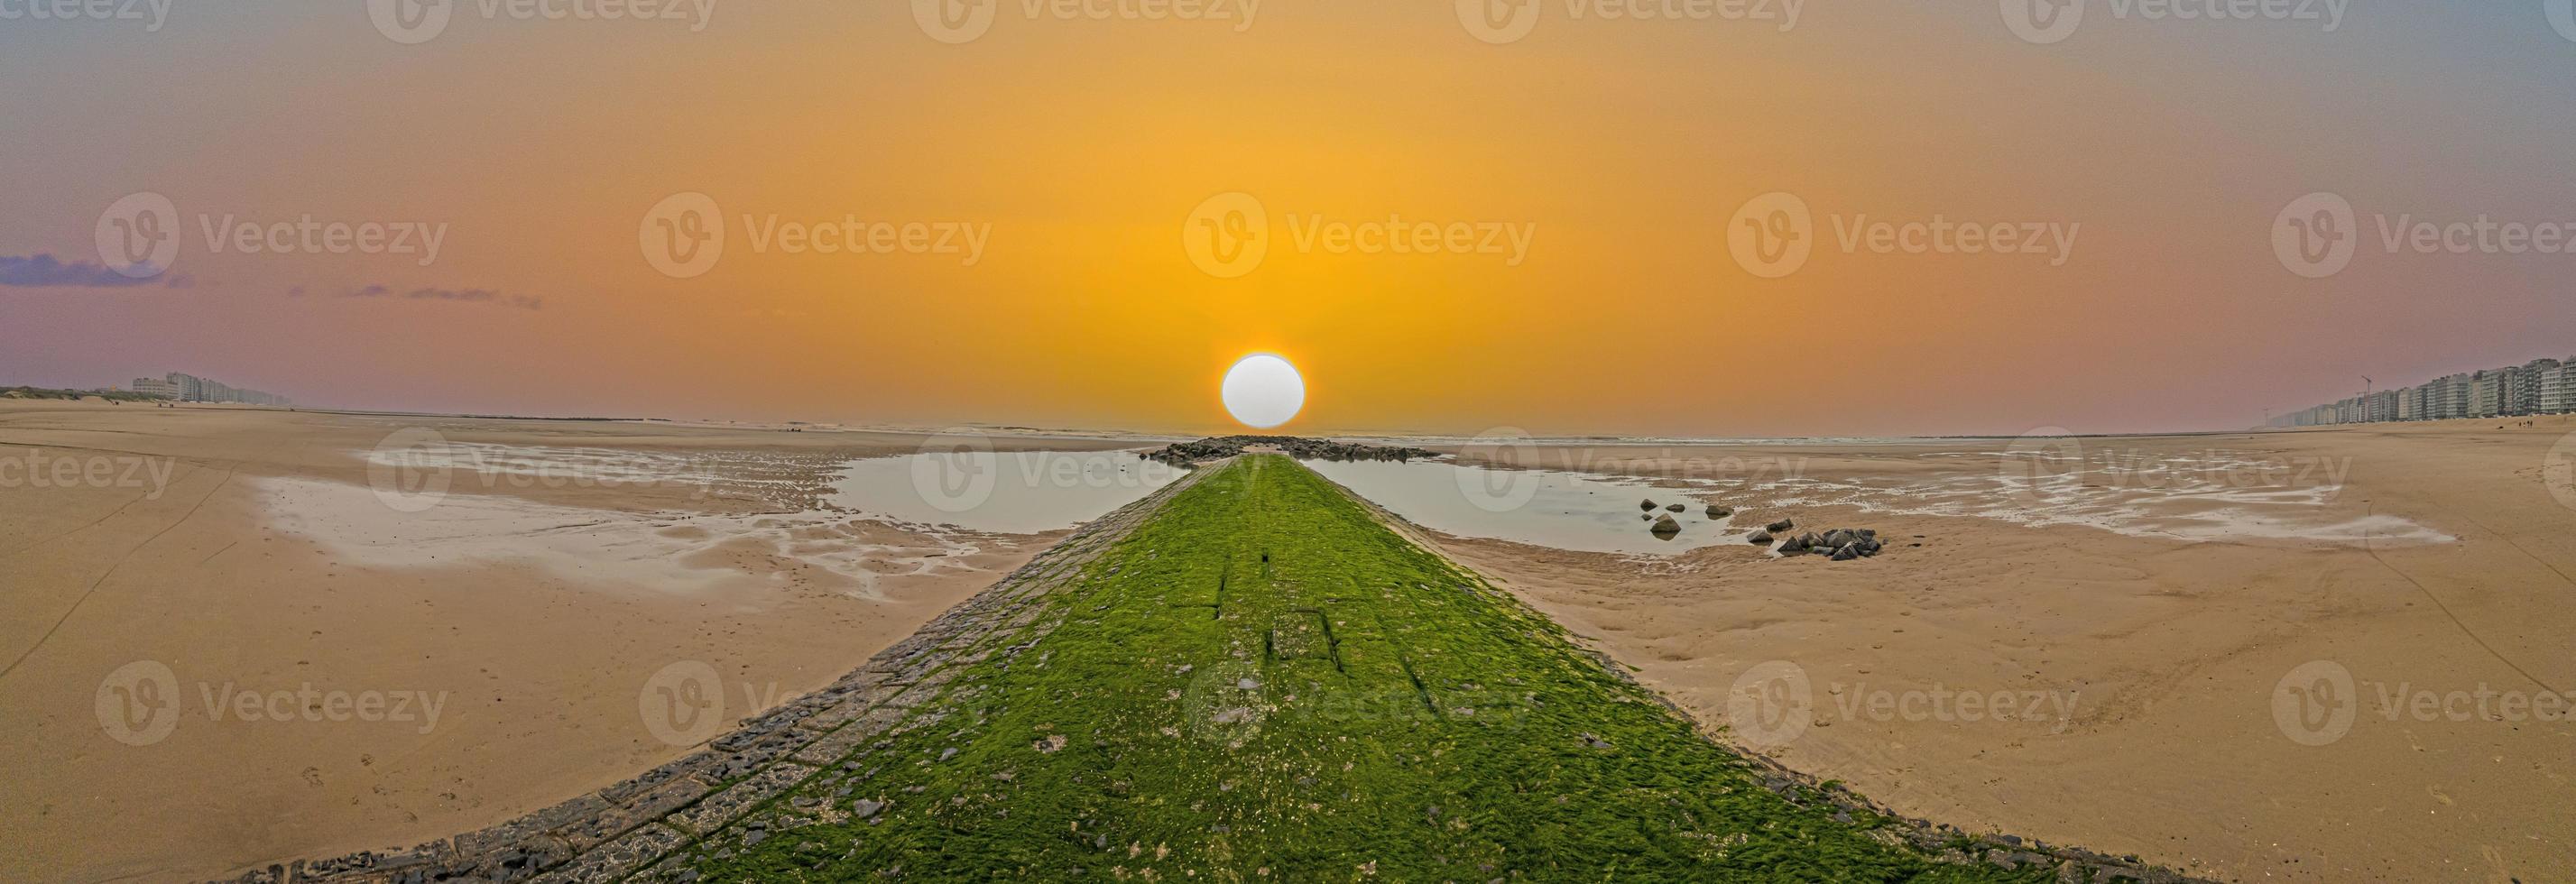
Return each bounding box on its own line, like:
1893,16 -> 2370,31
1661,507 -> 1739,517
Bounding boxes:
3,2 -> 2573,437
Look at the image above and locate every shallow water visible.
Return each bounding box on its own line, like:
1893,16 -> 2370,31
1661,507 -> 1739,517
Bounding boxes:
1299,458 -> 1741,555
826,450 -> 1184,534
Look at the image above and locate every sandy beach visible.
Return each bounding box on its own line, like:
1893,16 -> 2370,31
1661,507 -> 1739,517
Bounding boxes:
1421,419 -> 2576,883
0,401 -> 1141,882
6,400 -> 2571,882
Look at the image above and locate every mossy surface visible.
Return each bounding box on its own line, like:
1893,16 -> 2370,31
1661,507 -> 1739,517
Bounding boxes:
685,456 -> 2041,882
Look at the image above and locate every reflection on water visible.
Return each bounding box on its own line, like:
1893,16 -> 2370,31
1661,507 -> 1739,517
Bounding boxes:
827,450 -> 1183,534
1300,458 -> 1740,556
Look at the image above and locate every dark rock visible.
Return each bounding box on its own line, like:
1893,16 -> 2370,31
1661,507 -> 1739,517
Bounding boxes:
1649,514 -> 1681,538
1765,519 -> 1796,533
1748,530 -> 1773,545
1830,544 -> 1860,561
1665,503 -> 1685,512
1639,499 -> 1657,511
1707,504 -> 1732,518
1144,436 -> 1438,468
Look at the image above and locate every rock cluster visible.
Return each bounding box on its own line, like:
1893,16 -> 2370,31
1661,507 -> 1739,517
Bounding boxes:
1775,528 -> 1885,561
1142,436 -> 1439,468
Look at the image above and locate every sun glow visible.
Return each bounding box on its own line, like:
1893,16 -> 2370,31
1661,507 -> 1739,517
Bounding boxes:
1220,355 -> 1305,429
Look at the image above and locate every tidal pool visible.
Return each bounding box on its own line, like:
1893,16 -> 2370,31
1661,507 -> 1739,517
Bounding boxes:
827,450 -> 1184,534
1299,458 -> 1742,555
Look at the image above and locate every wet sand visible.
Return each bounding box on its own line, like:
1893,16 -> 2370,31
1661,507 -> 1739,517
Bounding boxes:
0,401 -> 1137,882
1419,419 -> 2576,883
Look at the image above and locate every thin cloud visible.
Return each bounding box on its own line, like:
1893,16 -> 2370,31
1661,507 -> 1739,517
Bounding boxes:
341,284 -> 542,310
0,253 -> 188,288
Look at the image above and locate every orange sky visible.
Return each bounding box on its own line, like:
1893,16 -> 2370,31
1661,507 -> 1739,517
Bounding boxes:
5,4 -> 2573,436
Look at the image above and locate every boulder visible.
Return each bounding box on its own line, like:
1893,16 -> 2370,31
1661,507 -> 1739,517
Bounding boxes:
1649,514 -> 1682,538
1666,503 -> 1686,512
1639,499 -> 1658,511
1707,505 -> 1732,518
1830,544 -> 1860,561
1748,530 -> 1774,545
1765,519 -> 1796,533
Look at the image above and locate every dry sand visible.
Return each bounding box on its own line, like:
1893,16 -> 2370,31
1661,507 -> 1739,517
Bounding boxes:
1427,419 -> 2576,883
0,401 -> 1136,882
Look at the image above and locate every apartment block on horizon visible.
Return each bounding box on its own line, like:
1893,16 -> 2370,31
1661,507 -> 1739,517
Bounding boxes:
2269,355 -> 2576,428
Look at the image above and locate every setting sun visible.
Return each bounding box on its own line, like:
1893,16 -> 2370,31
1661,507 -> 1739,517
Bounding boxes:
1220,354 -> 1304,428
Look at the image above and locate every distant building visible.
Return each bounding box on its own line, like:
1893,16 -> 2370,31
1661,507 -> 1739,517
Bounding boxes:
132,372 -> 289,406
2269,355 -> 2576,428
2544,358 -> 2576,414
